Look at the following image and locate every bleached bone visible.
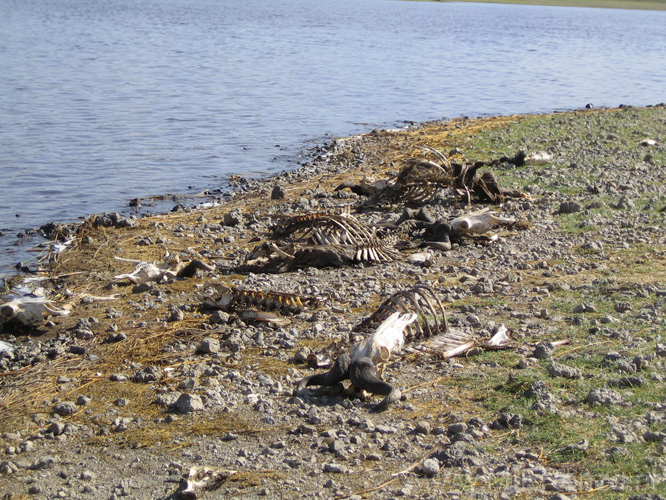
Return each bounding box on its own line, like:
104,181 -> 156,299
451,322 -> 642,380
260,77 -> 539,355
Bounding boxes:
488,324 -> 509,346
350,312 -> 418,367
525,151 -> 553,165
297,313 -> 418,411
407,251 -> 433,266
113,256 -> 185,285
450,208 -> 513,235
0,297 -> 70,325
180,466 -> 237,499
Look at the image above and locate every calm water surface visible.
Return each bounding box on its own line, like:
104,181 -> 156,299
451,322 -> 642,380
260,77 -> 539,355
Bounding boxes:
0,0 -> 665,271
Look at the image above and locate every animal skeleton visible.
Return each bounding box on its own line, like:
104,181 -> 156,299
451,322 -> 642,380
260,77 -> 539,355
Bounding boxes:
0,296 -> 70,325
203,284 -> 321,315
179,466 -> 237,499
337,151 -> 530,207
274,213 -> 400,263
297,285 -> 457,410
297,312 -> 418,410
296,285 -> 511,410
113,256 -> 214,285
450,208 -> 514,235
242,213 -> 401,270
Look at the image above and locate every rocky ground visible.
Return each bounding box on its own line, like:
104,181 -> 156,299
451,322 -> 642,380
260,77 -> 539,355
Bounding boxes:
2,105 -> 666,500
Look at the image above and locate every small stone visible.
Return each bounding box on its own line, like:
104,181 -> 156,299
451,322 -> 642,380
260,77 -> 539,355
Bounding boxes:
415,421 -> 431,434
133,365 -> 162,383
0,461 -> 18,474
209,311 -> 230,325
167,309 -> 184,322
53,402 -> 77,416
224,210 -> 243,227
421,458 -> 440,476
199,338 -> 220,354
323,463 -> 346,473
48,422 -> 66,436
533,342 -> 554,359
174,393 -> 205,413
448,423 -> 468,435
77,395 -> 92,406
81,469 -> 95,480
271,185 -> 286,200
28,485 -> 42,494
115,398 -> 129,407
31,455 -> 57,470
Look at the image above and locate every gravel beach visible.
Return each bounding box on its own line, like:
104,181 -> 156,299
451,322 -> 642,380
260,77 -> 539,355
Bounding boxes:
2,105 -> 666,500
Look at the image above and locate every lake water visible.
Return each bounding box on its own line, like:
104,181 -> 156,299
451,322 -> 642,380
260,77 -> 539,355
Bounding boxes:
1,0 -> 665,273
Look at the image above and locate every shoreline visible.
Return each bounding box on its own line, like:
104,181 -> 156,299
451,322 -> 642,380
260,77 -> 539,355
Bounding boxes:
2,105 -> 666,499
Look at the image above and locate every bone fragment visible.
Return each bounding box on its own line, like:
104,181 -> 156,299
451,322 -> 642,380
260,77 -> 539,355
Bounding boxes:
351,312 -> 418,365
0,297 -> 70,325
180,466 -> 237,499
450,208 -> 513,235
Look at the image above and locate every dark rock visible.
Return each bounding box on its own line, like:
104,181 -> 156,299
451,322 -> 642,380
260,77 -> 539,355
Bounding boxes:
133,365 -> 162,383
557,201 -> 581,214
53,402 -> 77,416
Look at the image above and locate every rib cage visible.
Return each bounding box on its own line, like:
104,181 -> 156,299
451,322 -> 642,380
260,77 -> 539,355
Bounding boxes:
275,213 -> 376,244
355,284 -> 448,342
273,213 -> 400,264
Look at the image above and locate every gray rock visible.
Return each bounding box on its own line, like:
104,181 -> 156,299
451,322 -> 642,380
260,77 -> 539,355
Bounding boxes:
53,401 -> 77,416
224,209 -> 243,227
586,387 -> 623,406
209,310 -> 230,325
271,185 -> 286,199
81,469 -> 95,480
77,395 -> 92,406
548,361 -> 582,379
133,365 -> 162,383
448,423 -> 468,435
608,377 -> 644,388
199,337 -> 220,354
323,463 -> 347,473
31,455 -> 58,470
174,393 -> 205,413
48,422 -> 66,436
533,342 -> 554,359
572,303 -> 596,313
421,458 -> 440,476
0,461 -> 18,474
415,421 -> 431,435
557,201 -> 581,214
167,308 -> 184,322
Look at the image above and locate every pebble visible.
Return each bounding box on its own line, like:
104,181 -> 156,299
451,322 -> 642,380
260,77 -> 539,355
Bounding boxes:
421,458 -> 441,476
53,402 -> 77,416
175,393 -> 205,413
533,342 -> 554,359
